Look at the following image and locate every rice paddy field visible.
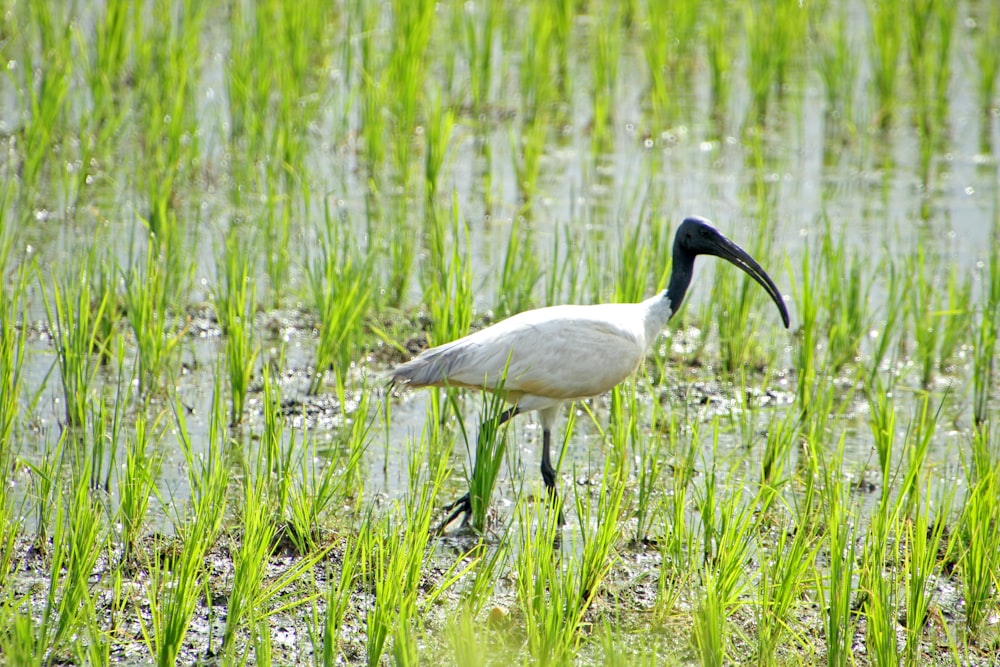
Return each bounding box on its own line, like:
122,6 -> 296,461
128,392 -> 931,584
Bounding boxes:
2,0 -> 1000,664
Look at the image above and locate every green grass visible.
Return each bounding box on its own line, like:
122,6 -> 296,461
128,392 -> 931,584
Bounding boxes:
424,201 -> 475,345
813,2 -> 858,129
22,453 -> 106,661
285,381 -> 372,553
222,467 -> 328,663
41,251 -> 111,432
867,371 -> 898,500
753,492 -> 820,664
814,431 -> 859,667
819,223 -> 870,373
741,0 -> 807,126
973,233 -> 1000,429
633,389 -> 670,544
0,252 -> 28,467
692,454 -> 757,666
423,93 -> 456,210
704,0 -> 734,120
973,0 -> 1000,120
512,115 -> 549,206
512,495 -> 580,665
314,528 -> 366,666
224,0 -> 328,305
590,0 -> 621,152
867,0 -> 903,126
903,481 -> 952,665
217,228 -> 260,425
451,373 -> 515,533
658,418 -> 700,585
955,452 -> 1000,638
497,215 -> 542,317
116,397 -> 161,563
140,392 -> 230,667
2,0 -> 1000,664
15,1 -> 73,193
133,0 -> 206,241
122,241 -> 188,397
790,236 -> 819,406
365,432 -> 454,667
575,386 -> 630,600
907,247 -> 972,388
386,0 -> 436,190
306,212 -> 373,395
357,0 -> 388,179
867,253 -> 908,384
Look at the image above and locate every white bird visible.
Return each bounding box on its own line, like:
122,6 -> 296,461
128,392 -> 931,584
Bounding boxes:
390,216 -> 790,530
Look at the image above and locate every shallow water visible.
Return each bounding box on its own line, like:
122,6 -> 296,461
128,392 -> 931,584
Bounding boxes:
3,0 -> 999,536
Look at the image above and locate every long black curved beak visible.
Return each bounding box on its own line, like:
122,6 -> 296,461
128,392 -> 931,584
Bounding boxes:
674,216 -> 790,329
707,232 -> 790,329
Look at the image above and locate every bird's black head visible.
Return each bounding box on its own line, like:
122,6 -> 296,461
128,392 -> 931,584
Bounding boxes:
674,216 -> 726,253
668,216 -> 790,328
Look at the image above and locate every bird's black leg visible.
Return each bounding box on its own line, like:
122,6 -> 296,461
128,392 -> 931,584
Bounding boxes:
435,406 -> 521,535
540,429 -> 565,525
540,429 -> 557,489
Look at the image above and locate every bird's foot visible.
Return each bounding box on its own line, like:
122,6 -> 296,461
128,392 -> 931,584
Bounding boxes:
435,493 -> 472,535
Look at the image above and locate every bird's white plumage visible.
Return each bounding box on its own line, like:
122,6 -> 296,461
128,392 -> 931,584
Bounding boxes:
391,294 -> 674,413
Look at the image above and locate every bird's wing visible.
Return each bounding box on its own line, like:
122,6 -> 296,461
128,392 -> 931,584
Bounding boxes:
391,305 -> 647,400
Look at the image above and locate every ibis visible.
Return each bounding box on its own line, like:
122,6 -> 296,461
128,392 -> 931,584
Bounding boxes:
390,216 -> 790,530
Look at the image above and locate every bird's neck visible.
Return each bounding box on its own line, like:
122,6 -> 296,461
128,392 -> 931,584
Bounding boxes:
665,250 -> 695,314
642,251 -> 695,347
